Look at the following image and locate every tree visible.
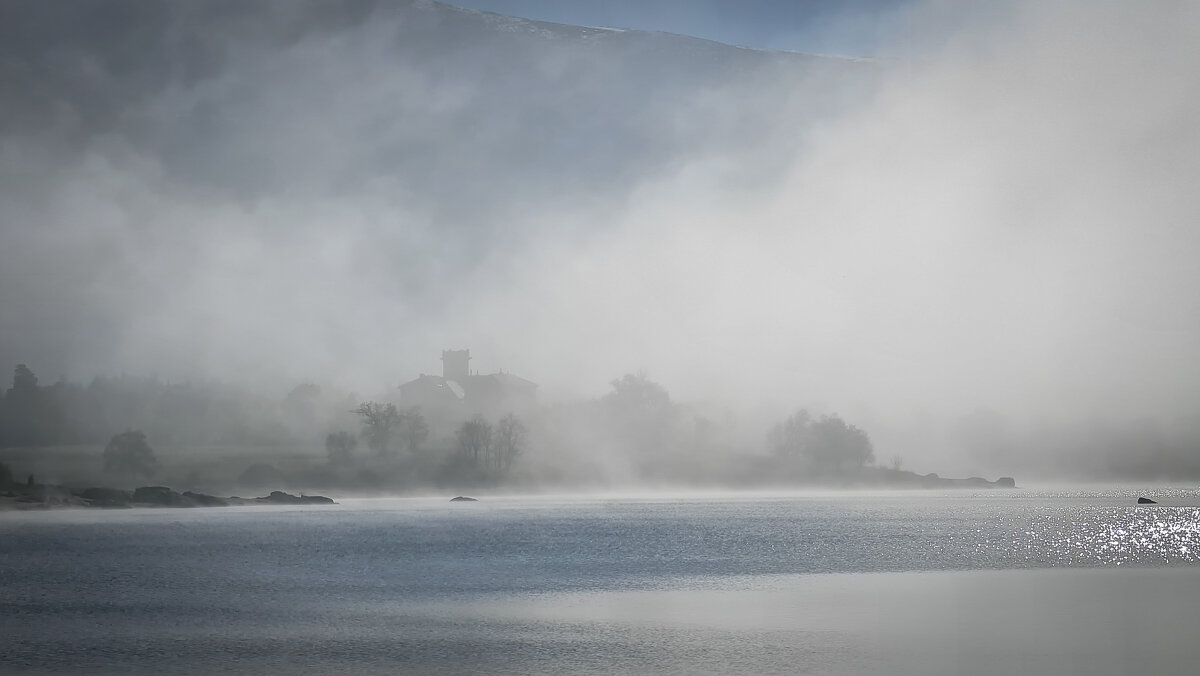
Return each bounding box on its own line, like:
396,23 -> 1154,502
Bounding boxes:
809,415 -> 874,473
397,407 -> 430,455
10,363 -> 38,395
494,413 -> 527,473
606,373 -> 672,419
604,373 -> 676,456
768,410 -> 874,475
284,382 -> 321,423
768,409 -> 813,458
456,415 -> 493,467
103,430 -> 157,477
2,364 -> 44,446
354,402 -> 401,456
325,430 -> 358,464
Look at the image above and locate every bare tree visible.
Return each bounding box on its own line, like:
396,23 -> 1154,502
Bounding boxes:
494,413 -> 527,473
768,409 -> 813,458
397,407 -> 430,456
456,415 -> 493,467
354,402 -> 402,456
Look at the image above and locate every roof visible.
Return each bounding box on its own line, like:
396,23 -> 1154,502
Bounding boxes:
399,374 -> 465,400
473,372 -> 538,389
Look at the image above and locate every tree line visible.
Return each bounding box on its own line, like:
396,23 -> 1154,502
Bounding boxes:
326,403 -> 528,484
1,362 -> 882,489
0,364 -> 315,448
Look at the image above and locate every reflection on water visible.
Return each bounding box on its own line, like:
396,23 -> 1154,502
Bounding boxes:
2,489 -> 1199,674
1013,507 -> 1199,565
443,568 -> 1200,675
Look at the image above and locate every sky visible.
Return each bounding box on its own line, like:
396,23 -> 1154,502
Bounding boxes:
446,0 -> 951,56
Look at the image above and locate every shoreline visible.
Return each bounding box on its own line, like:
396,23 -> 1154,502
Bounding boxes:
0,484 -> 335,511
0,467 -> 1024,512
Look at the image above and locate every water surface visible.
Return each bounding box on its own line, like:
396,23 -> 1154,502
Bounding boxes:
2,488 -> 1198,674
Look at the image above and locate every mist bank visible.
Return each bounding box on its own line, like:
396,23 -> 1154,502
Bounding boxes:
0,0 -> 878,390
3,362 -> 1197,498
2,0 -> 1198,478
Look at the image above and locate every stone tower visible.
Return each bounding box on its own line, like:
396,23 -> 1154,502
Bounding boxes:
441,349 -> 470,382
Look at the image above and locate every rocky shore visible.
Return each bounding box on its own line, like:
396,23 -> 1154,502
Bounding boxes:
763,467 -> 1017,489
871,469 -> 1017,489
1,469 -> 1016,512
0,483 -> 336,510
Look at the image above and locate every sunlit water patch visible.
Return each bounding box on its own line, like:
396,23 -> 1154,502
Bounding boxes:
1009,506 -> 1200,565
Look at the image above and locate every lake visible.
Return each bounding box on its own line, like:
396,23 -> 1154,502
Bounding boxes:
2,488 -> 1199,674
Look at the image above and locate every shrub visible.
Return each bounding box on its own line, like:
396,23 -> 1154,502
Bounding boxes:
103,430 -> 157,477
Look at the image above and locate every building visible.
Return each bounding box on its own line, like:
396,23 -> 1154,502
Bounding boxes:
399,349 -> 537,419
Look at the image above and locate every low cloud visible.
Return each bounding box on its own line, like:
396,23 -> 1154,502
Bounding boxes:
1,1 -> 1197,477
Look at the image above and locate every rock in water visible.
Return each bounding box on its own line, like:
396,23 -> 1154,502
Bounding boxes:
133,486 -> 186,506
1137,497 -> 1157,504
450,496 -> 478,502
256,490 -> 335,505
78,487 -> 132,507
181,491 -> 228,507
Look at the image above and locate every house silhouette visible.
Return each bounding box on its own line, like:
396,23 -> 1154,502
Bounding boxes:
399,349 -> 536,418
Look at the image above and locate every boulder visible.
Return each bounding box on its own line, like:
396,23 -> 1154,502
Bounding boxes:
133,486 -> 186,506
257,490 -> 335,505
181,491 -> 228,507
78,487 -> 132,507
1137,497 -> 1157,504
259,490 -> 302,504
919,473 -> 947,488
995,477 -> 1016,488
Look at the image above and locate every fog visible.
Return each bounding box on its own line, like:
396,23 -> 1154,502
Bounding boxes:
2,0 -> 1198,483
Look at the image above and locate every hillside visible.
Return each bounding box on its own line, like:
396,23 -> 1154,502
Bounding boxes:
0,0 -> 881,380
